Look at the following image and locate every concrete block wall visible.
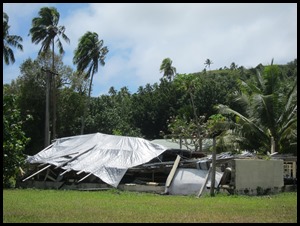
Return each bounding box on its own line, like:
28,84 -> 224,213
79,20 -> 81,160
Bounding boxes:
231,159 -> 284,195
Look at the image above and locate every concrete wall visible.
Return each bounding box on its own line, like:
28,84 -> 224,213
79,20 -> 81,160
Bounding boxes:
232,159 -> 284,195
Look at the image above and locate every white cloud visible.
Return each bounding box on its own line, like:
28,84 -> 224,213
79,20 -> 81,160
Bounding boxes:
3,3 -> 297,96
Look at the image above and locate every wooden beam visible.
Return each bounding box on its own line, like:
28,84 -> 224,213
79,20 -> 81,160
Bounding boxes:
197,164 -> 212,198
164,155 -> 181,194
54,147 -> 94,169
44,168 -> 50,181
292,162 -> 296,178
77,172 -> 92,183
22,165 -> 51,182
77,170 -> 84,175
59,169 -> 71,176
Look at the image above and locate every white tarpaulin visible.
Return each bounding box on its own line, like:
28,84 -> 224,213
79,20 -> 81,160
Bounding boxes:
26,133 -> 167,187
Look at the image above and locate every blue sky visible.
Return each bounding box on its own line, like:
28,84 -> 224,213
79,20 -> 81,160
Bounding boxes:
3,3 -> 297,97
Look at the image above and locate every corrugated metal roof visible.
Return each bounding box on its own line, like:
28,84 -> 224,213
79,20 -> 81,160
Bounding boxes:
151,138 -> 213,151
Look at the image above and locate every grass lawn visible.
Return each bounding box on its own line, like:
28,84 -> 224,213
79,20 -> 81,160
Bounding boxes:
3,188 -> 297,223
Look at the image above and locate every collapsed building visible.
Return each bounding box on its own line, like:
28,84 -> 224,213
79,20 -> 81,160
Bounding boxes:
18,132 -> 287,196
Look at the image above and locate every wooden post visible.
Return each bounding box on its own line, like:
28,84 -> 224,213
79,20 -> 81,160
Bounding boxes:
197,164 -> 212,197
210,137 -> 216,196
271,136 -> 275,154
164,155 -> 181,194
292,162 -> 296,178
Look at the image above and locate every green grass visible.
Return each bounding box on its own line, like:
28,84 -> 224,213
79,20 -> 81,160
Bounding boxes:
3,188 -> 297,223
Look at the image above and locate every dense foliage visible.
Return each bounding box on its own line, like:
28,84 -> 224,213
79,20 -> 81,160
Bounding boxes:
3,8 -> 297,188
4,59 -> 297,157
3,86 -> 31,188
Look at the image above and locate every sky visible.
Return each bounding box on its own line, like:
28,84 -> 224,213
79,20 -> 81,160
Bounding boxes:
3,3 -> 297,97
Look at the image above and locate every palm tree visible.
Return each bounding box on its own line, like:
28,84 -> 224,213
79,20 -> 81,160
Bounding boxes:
73,31 -> 109,134
204,59 -> 213,70
29,7 -> 70,143
217,60 -> 297,154
159,58 -> 177,82
230,62 -> 238,70
3,12 -> 23,65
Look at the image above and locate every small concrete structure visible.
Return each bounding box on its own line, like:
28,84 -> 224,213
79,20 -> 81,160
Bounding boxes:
226,159 -> 284,195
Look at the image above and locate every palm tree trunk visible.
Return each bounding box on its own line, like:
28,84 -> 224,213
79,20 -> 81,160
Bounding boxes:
80,73 -> 94,135
44,69 -> 50,147
52,39 -> 56,140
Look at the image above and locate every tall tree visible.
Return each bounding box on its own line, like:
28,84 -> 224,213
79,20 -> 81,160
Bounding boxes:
204,58 -> 213,70
29,6 -> 70,143
3,12 -> 23,65
230,62 -> 238,70
73,31 -> 109,134
160,58 -> 177,82
7,52 -> 77,155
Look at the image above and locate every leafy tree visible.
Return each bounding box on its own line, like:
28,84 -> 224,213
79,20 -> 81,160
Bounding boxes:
160,58 -> 177,82
173,73 -> 206,151
57,87 -> 85,137
194,72 -> 238,117
8,53 -> 78,155
73,31 -> 109,134
29,6 -> 70,140
131,79 -> 180,140
165,114 -> 206,151
217,60 -> 297,154
9,58 -> 46,155
3,12 -> 23,65
83,87 -> 141,137
3,85 -> 31,188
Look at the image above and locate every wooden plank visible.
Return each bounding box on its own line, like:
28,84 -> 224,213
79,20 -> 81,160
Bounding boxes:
164,155 -> 181,193
44,168 -> 50,181
59,169 -> 71,176
77,170 -> 84,175
22,165 -> 51,182
77,172 -> 92,183
54,147 -> 94,169
197,164 -> 212,198
292,162 -> 296,178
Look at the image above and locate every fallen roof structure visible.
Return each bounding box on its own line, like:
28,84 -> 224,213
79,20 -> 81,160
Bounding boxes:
23,133 -> 168,188
20,133 -> 284,196
19,133 -> 224,194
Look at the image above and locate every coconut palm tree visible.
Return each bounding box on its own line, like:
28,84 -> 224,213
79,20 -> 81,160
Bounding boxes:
204,58 -> 213,70
29,7 -> 70,143
217,60 -> 297,154
230,62 -> 238,70
3,12 -> 23,65
160,58 -> 177,82
73,31 -> 109,134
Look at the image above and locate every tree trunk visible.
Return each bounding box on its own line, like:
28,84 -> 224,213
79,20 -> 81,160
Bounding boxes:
80,73 -> 94,135
189,91 -> 202,152
44,69 -> 50,147
210,137 -> 216,196
52,40 -> 56,140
